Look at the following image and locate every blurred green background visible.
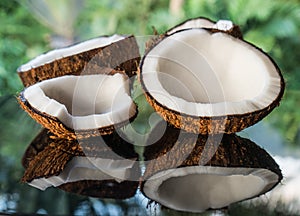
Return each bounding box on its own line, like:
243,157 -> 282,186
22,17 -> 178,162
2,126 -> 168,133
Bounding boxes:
0,0 -> 300,215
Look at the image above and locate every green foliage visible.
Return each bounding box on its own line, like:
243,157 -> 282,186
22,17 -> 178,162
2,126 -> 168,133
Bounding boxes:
20,0 -> 84,39
0,0 -> 50,95
76,0 -> 172,37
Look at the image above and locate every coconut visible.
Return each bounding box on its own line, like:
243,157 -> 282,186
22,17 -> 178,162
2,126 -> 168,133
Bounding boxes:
139,28 -> 284,134
18,73 -> 137,140
141,123 -> 282,213
18,35 -> 140,87
22,129 -> 140,199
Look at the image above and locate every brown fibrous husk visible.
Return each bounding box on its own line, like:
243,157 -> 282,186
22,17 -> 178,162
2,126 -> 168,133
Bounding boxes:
21,129 -> 140,199
18,35 -> 140,87
141,123 -> 282,192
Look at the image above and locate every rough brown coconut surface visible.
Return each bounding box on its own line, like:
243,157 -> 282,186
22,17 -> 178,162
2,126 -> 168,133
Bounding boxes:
21,129 -> 140,199
140,89 -> 283,134
58,179 -> 139,199
142,124 -> 282,181
22,129 -> 54,168
22,129 -> 139,181
18,35 -> 140,87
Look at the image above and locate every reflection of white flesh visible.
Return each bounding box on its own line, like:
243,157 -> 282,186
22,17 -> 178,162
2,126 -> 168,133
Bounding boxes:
142,29 -> 282,116
29,156 -> 135,190
167,18 -> 215,35
24,74 -> 136,130
143,166 -> 279,213
18,34 -> 125,71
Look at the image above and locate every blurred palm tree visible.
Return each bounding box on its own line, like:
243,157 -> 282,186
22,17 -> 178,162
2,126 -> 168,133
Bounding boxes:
20,0 -> 85,48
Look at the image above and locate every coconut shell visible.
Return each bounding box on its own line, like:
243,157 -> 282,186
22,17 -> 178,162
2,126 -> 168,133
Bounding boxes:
22,129 -> 56,168
138,28 -> 285,135
141,123 -> 282,194
139,88 -> 283,134
22,129 -> 139,172
18,35 -> 140,87
18,92 -> 138,140
22,129 -> 140,199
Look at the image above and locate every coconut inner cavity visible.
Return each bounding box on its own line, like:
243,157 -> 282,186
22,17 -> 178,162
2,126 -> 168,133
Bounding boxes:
142,29 -> 282,116
24,74 -> 136,130
158,173 -> 264,211
143,166 -> 279,213
29,156 -> 135,190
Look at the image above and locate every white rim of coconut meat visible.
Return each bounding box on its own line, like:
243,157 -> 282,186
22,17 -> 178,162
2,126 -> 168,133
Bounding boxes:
141,28 -> 282,117
23,73 -> 136,130
167,17 -> 215,35
18,34 -> 125,72
29,156 -> 135,190
143,166 -> 279,213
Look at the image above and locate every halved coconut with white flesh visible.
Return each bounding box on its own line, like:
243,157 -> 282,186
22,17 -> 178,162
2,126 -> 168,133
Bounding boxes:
22,129 -> 140,199
141,123 -> 282,213
18,73 -> 137,140
18,34 -> 140,87
139,28 -> 284,134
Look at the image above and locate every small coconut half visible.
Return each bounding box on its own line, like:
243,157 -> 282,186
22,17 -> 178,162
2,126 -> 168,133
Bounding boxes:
18,34 -> 140,87
139,28 -> 284,134
22,129 -> 140,199
141,123 -> 282,213
18,73 -> 137,139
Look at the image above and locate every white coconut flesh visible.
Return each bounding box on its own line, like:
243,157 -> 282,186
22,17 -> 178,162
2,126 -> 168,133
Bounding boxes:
141,29 -> 282,117
29,156 -> 135,190
143,166 -> 279,213
167,18 -> 215,35
23,73 -> 136,130
18,34 -> 125,72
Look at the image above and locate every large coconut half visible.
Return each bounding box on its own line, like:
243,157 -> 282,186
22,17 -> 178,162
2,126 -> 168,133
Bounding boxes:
18,73 -> 137,140
22,129 -> 140,199
141,123 -> 282,213
139,28 -> 284,134
18,34 -> 140,87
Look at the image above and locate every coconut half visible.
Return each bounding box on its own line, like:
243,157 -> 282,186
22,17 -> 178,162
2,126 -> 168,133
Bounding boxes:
139,28 -> 284,134
141,124 -> 282,213
22,129 -> 140,199
18,34 -> 140,87
18,73 -> 137,140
